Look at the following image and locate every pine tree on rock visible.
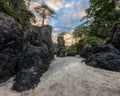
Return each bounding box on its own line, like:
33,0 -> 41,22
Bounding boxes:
34,5 -> 55,26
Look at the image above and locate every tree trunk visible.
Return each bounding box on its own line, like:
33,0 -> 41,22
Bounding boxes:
42,10 -> 45,26
42,18 -> 45,26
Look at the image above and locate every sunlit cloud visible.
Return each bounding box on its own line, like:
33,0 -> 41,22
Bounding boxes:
31,0 -> 89,34
65,3 -> 71,8
44,0 -> 64,11
53,28 -> 60,31
29,2 -> 40,9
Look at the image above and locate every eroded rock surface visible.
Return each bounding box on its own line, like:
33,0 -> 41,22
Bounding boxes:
0,12 -> 23,83
86,44 -> 120,71
82,23 -> 120,72
13,26 -> 54,92
13,46 -> 50,91
0,12 -> 54,92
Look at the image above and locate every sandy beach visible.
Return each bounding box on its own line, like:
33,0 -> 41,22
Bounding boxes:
0,57 -> 120,96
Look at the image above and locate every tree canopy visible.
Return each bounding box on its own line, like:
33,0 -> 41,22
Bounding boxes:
34,5 -> 55,26
72,0 -> 120,52
86,0 -> 120,38
74,0 -> 120,40
0,0 -> 35,30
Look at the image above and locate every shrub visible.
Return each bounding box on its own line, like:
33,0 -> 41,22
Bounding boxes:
79,37 -> 103,47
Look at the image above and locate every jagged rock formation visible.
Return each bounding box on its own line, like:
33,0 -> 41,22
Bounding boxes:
0,12 -> 23,83
86,44 -> 120,71
13,26 -> 54,92
40,26 -> 54,60
57,35 -> 65,57
0,12 -> 54,92
13,25 -> 54,92
25,25 -> 54,60
84,23 -> 120,72
13,46 -> 50,91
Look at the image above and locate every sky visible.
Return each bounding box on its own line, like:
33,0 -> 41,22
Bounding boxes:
30,0 -> 89,34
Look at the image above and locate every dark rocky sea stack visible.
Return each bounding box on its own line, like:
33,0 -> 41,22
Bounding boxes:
85,23 -> 120,72
25,25 -> 54,60
57,35 -> 65,57
13,25 -> 54,92
0,12 -> 23,83
0,12 -> 54,91
39,26 -> 54,60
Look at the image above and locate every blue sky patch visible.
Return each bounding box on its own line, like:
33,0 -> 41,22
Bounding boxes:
31,0 -> 89,34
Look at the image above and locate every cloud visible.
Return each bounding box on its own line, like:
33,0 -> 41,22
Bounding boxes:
53,1 -> 88,33
44,0 -> 64,11
73,11 -> 87,18
70,2 -> 87,18
30,0 -> 89,34
52,33 -> 58,43
65,3 -> 71,8
53,28 -> 60,31
29,2 -> 40,9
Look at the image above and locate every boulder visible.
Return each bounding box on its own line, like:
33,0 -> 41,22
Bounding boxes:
13,68 -> 40,92
0,12 -> 23,83
13,46 -> 50,91
86,44 -> 120,71
84,24 -> 120,72
18,46 -> 50,71
80,44 -> 92,58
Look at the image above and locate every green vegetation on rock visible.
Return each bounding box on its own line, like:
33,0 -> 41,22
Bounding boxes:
81,37 -> 103,47
0,0 -> 35,30
72,0 -> 120,53
40,25 -> 52,29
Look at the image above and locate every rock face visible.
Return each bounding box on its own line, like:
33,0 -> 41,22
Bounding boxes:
0,12 -> 54,91
0,12 -> 22,30
84,23 -> 120,72
0,12 -> 23,83
13,46 -> 50,91
57,35 -> 65,57
25,26 -> 39,46
112,24 -> 120,50
40,26 -> 54,60
80,45 -> 92,58
12,25 -> 54,92
86,44 -> 120,71
25,26 -> 54,60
